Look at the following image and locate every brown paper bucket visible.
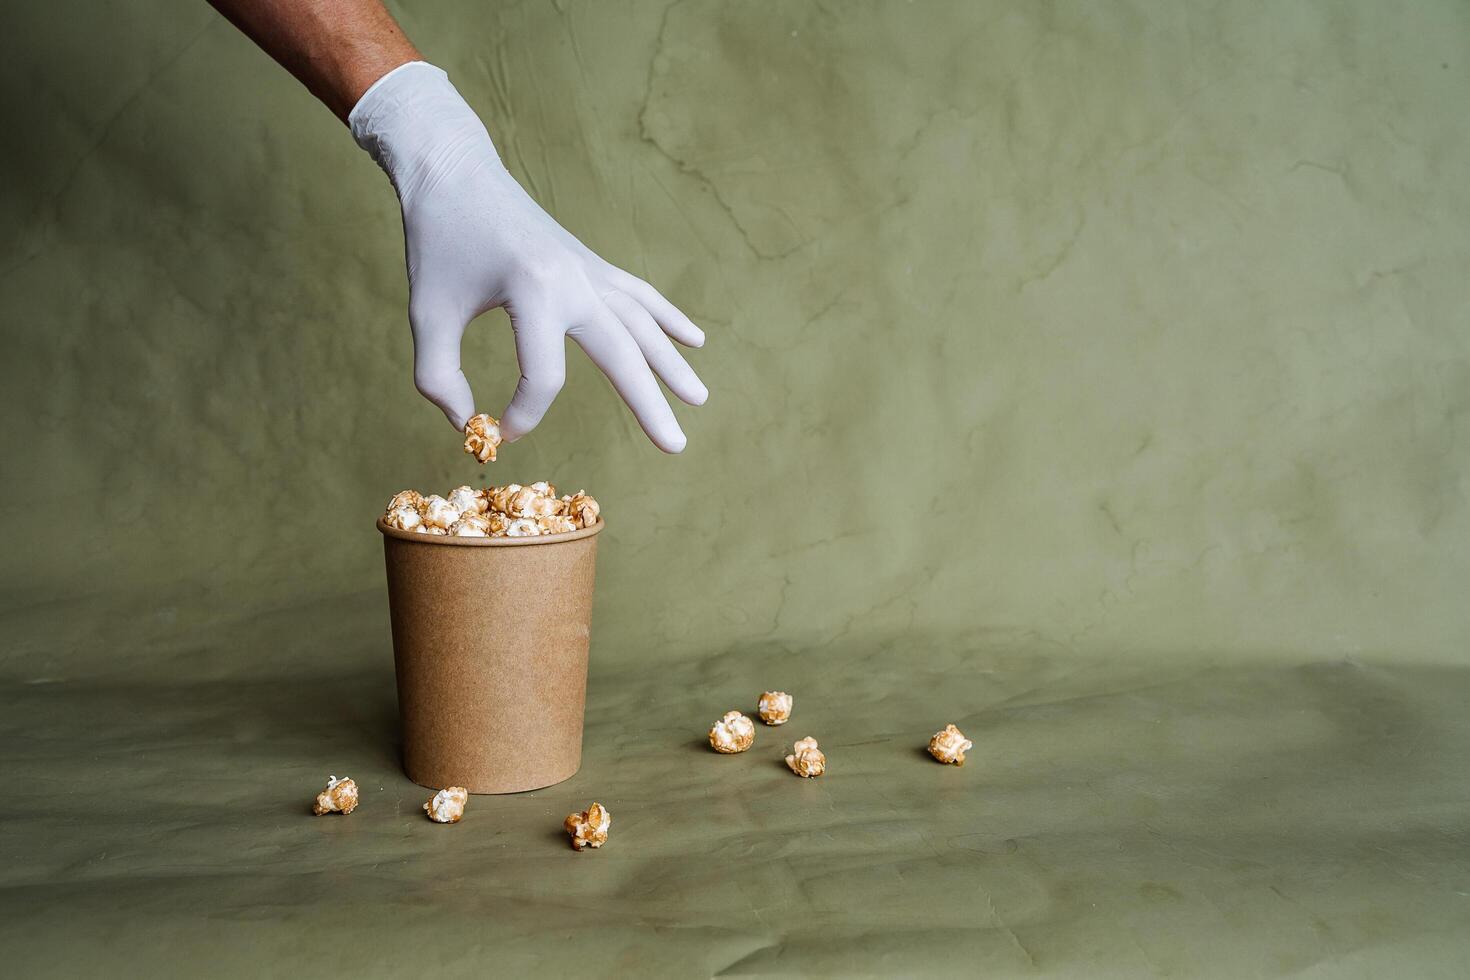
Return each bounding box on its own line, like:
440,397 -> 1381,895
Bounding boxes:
378,517 -> 603,794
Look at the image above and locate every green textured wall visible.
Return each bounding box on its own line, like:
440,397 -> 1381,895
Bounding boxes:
3,0 -> 1468,676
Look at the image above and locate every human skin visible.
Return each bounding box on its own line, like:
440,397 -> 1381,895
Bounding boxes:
205,0 -> 420,122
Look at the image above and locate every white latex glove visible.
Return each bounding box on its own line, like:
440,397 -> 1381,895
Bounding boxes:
349,61 -> 707,451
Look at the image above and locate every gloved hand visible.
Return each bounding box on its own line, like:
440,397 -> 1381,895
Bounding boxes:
349,61 -> 707,452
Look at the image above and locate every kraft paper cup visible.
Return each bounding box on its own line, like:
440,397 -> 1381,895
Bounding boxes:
378,517 -> 603,794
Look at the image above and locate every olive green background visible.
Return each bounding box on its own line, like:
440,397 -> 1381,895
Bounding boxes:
2,1 -> 1468,976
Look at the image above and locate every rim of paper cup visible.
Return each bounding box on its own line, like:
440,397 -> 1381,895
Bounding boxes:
377,516 -> 603,546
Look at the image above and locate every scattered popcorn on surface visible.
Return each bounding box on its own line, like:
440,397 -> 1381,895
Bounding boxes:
757,691 -> 793,726
312,775 -> 359,816
383,485 -> 599,538
786,737 -> 827,777
424,786 -> 468,823
463,413 -> 503,464
564,802 -> 611,851
928,724 -> 973,766
709,711 -> 757,754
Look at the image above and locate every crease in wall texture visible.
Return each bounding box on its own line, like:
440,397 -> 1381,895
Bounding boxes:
1,0 -> 1468,676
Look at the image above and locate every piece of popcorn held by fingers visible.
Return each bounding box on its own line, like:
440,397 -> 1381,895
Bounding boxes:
462,413 -> 502,464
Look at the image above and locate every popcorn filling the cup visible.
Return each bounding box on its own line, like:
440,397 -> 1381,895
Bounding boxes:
382,483 -> 600,538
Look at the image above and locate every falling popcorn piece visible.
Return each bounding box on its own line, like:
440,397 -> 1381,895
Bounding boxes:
785,737 -> 826,778
564,802 -> 611,850
423,786 -> 469,823
708,711 -> 756,753
312,775 -> 359,815
757,691 -> 793,726
928,724 -> 974,766
463,413 -> 503,464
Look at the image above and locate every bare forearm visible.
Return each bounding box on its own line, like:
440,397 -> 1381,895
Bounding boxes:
206,0 -> 420,121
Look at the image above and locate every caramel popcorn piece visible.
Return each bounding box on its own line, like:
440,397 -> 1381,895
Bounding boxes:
449,514 -> 491,537
416,524 -> 449,536
424,786 -> 468,823
499,485 -> 557,519
785,737 -> 826,777
709,711 -> 756,754
384,505 -> 422,532
463,413 -> 502,464
505,517 -> 541,537
757,691 -> 793,726
312,775 -> 359,815
928,724 -> 973,766
563,491 -> 600,529
485,484 -> 518,514
537,514 -> 577,535
421,495 -> 462,530
564,801 -> 611,851
447,485 -> 485,516
387,489 -> 423,512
